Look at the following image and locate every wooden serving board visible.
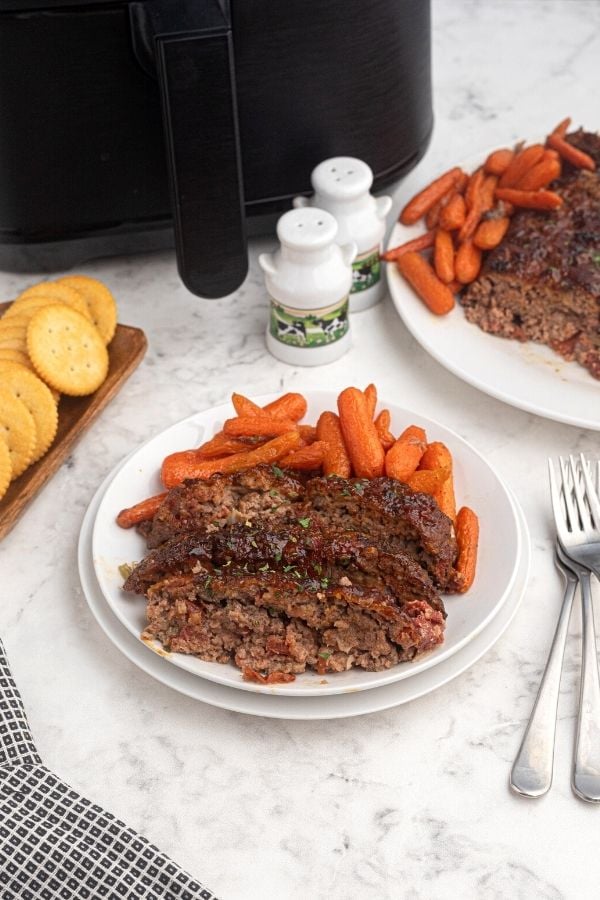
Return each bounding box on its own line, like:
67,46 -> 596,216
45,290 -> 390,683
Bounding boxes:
0,303 -> 147,540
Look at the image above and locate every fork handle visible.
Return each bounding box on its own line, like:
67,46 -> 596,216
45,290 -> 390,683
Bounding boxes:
573,570 -> 600,803
510,576 -> 576,797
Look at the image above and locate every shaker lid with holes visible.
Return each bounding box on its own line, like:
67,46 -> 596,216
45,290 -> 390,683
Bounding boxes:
311,157 -> 373,201
276,207 -> 338,250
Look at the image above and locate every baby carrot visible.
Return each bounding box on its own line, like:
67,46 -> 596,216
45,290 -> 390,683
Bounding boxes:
407,468 -> 449,497
399,167 -> 464,225
384,425 -> 427,482
458,169 -> 486,242
116,492 -> 168,528
364,383 -> 377,419
546,133 -> 595,171
280,441 -> 326,471
337,387 -> 385,478
473,216 -> 510,250
484,148 -> 514,176
455,239 -> 482,284
396,252 -> 455,316
516,156 -> 561,190
434,229 -> 455,284
231,392 -> 262,416
317,411 -> 352,478
498,144 -> 546,188
381,231 -> 435,262
454,506 -> 480,593
262,392 -> 307,421
298,424 -> 318,444
419,441 -> 456,521
439,193 -> 466,231
551,116 -> 571,137
224,414 -> 299,437
374,409 -> 395,450
494,188 -> 563,210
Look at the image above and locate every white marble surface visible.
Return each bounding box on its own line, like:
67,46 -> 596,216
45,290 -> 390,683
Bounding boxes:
2,1 -> 600,897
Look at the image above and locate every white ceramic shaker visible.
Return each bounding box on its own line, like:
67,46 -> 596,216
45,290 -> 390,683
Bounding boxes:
294,156 -> 392,312
259,207 -> 356,366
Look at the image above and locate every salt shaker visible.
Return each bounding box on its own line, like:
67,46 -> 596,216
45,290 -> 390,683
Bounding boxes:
294,156 -> 392,312
259,207 -> 356,366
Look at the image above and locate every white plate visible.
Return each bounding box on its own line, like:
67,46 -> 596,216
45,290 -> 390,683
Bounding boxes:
91,391 -> 521,696
79,461 -> 531,719
386,148 -> 600,431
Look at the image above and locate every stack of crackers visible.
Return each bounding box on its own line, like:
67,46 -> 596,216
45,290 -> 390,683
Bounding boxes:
0,274 -> 117,500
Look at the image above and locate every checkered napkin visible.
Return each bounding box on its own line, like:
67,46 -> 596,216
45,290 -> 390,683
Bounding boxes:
0,639 -> 218,900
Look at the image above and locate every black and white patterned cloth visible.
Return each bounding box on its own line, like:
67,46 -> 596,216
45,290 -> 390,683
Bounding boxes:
0,639 -> 218,900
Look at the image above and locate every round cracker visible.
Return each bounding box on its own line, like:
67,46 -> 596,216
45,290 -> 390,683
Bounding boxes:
0,348 -> 30,367
27,304 -> 109,396
0,438 -> 11,501
0,334 -> 27,352
58,275 -> 117,344
18,282 -> 92,321
0,362 -> 58,462
0,314 -> 29,331
0,387 -> 36,479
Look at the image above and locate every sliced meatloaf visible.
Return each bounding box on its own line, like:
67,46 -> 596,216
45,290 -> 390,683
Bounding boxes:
143,570 -> 445,675
123,520 -> 444,615
142,464 -> 305,548
461,130 -> 600,379
303,475 -> 458,589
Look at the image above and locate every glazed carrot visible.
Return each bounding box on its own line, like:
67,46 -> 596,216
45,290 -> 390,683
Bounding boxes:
262,392 -> 307,421
243,668 -> 295,684
473,216 -> 510,250
425,197 -> 443,230
197,433 -> 257,458
446,280 -> 463,294
498,144 -> 546,188
454,171 -> 469,194
439,193 -> 466,231
161,432 -> 300,487
399,167 -> 463,225
458,169 -> 486,242
384,424 -> 427,482
480,175 -> 498,211
374,409 -> 395,450
484,148 -> 514,176
381,231 -> 435,262
364,383 -> 377,419
280,441 -> 325,471
494,188 -> 563,210
396,252 -> 455,316
317,411 -> 352,478
298,424 -> 318,444
551,116 -> 571,137
223,414 -> 298,437
434,229 -> 455,284
337,387 -> 385,478
547,133 -> 595,171
454,506 -> 480,593
418,442 -> 456,521
455,239 -> 482,284
407,468 -> 449,496
231,392 -> 262,416
516,156 -> 561,190
116,492 -> 168,528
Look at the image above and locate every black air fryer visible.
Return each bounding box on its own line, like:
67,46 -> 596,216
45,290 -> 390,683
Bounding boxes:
0,0 -> 432,298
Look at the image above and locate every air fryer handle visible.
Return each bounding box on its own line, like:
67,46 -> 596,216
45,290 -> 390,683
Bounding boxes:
155,28 -> 247,298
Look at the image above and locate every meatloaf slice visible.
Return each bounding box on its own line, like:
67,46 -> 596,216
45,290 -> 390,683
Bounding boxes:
143,570 -> 445,676
303,476 -> 458,589
142,464 -> 305,548
461,130 -> 600,379
123,520 -> 445,614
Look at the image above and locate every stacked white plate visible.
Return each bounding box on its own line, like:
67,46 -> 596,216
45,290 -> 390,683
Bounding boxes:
78,392 -> 531,719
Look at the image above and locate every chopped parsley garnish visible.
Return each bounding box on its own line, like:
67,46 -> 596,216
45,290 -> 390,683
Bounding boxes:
283,564 -> 295,572
251,539 -> 258,548
298,517 -> 311,528
353,481 -> 368,496
272,465 -> 284,478
274,551 -> 283,562
318,650 -> 331,660
258,563 -> 270,572
592,253 -> 600,266
269,489 -> 280,498
118,562 -> 135,580
320,578 -> 330,589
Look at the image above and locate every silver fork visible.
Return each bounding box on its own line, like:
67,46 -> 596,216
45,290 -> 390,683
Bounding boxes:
510,543 -> 578,798
549,455 -> 600,803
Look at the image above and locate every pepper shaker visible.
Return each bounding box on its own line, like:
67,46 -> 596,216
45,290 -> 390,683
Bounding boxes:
294,156 -> 392,312
259,208 -> 356,366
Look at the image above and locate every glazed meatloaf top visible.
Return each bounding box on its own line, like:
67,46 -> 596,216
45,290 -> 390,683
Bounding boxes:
143,464 -> 305,548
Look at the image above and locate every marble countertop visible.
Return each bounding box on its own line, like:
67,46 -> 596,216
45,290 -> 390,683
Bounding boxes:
2,1 -> 600,897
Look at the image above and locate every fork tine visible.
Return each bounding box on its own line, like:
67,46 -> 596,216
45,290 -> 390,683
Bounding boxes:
569,455 -> 593,532
579,454 -> 600,531
559,456 -> 577,533
548,458 -> 568,541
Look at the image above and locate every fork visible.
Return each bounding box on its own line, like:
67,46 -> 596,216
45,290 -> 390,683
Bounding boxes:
549,455 -> 600,803
510,543 -> 578,797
